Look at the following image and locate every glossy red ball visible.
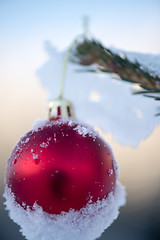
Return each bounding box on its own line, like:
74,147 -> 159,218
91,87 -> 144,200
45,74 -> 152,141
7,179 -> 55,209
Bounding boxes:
6,119 -> 116,214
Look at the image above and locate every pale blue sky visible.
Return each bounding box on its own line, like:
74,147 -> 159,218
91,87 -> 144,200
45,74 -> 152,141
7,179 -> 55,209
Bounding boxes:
1,0 -> 160,53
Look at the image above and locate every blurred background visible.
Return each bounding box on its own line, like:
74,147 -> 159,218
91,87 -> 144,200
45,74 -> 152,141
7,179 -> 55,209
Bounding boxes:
0,0 -> 160,239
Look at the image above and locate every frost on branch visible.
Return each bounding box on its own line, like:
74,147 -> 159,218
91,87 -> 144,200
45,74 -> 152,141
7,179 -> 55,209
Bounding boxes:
37,42 -> 160,147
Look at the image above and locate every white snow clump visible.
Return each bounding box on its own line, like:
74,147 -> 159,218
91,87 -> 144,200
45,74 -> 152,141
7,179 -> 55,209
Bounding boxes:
4,182 -> 125,240
37,44 -> 160,147
32,118 -> 49,131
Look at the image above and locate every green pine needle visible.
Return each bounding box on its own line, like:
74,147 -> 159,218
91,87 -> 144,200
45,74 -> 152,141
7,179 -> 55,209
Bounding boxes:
71,38 -> 160,115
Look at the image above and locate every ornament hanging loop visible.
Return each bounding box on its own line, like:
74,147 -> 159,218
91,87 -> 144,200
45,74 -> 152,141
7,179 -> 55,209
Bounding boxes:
58,45 -> 73,99
48,41 -> 77,120
49,16 -> 90,120
48,98 -> 74,120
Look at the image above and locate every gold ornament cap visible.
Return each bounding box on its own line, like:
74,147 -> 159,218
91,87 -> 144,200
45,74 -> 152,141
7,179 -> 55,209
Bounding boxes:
48,97 -> 74,120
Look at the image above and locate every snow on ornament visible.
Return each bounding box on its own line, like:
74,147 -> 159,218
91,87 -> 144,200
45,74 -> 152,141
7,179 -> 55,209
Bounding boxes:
4,98 -> 126,240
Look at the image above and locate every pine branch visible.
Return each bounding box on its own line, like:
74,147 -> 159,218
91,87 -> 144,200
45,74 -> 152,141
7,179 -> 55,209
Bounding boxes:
70,39 -> 160,103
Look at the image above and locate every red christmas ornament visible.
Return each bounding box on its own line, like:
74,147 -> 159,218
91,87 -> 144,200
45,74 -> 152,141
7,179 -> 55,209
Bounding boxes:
4,30 -> 125,238
6,105 -> 116,214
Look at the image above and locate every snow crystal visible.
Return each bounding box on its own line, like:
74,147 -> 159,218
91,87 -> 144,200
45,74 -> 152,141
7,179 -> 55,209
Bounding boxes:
68,120 -> 74,126
40,142 -> 49,148
3,182 -> 126,240
74,125 -> 91,137
112,158 -> 119,180
39,138 -> 52,148
21,138 -> 30,144
47,137 -> 52,141
32,118 -> 100,140
73,124 -> 99,139
32,119 -> 49,131
32,153 -> 39,160
108,169 -> 114,176
103,141 -> 119,180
